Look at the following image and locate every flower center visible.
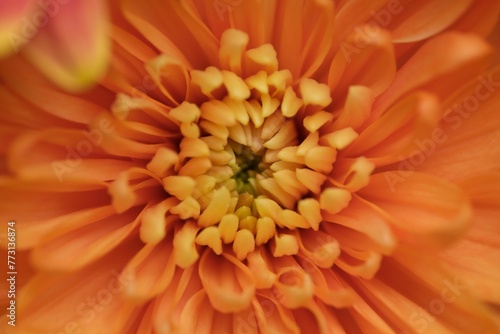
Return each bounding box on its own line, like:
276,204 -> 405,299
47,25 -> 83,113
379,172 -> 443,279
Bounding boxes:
115,29 -> 364,267
231,143 -> 265,196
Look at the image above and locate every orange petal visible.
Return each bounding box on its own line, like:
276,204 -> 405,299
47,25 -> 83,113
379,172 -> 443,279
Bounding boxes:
449,0 -> 500,37
330,28 -> 396,100
439,172 -> 500,303
8,241 -> 140,333
359,172 -> 472,248
0,186 -> 110,232
30,206 -> 143,271
272,256 -> 315,309
344,91 -> 442,166
121,238 -> 176,302
385,0 -> 472,43
8,205 -> 114,250
296,229 -> 340,268
152,266 -> 203,332
199,250 -> 255,313
376,248 -> 500,333
323,195 -> 396,255
145,54 -> 190,106
0,56 -> 108,124
296,0 -> 335,79
416,67 -> 500,181
123,0 -> 218,69
328,85 -> 374,132
373,32 -> 492,119
6,128 -> 146,184
332,0 -> 389,47
336,284 -> 394,333
22,0 -> 111,92
254,292 -> 301,333
300,259 -> 356,308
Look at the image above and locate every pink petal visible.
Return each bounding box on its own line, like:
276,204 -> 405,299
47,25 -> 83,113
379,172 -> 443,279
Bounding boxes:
0,0 -> 36,57
22,0 -> 111,92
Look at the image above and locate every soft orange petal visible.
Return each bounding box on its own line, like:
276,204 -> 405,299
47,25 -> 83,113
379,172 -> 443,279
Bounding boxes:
254,292 -> 301,333
330,28 -> 396,101
122,0 -> 218,69
328,85 -> 374,132
22,0 -> 111,92
375,247 -> 500,333
449,0 -> 500,38
439,172 -> 500,303
152,266 -> 203,332
0,0 -> 36,57
372,32 -> 492,120
416,67 -> 500,181
332,0 -> 389,47
121,238 -> 176,302
0,56 -> 109,124
359,172 -> 472,247
2,241 -> 141,334
198,250 -> 255,313
323,195 -> 396,255
30,206 -> 144,271
344,91 -> 442,166
385,0 -> 472,43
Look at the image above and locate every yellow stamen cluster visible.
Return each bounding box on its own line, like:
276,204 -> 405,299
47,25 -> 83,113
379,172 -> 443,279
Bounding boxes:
139,29 -> 360,266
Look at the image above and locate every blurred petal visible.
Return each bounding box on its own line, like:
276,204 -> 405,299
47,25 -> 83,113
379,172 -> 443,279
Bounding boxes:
373,32 -> 492,119
0,0 -> 36,57
385,0 -> 472,43
22,0 -> 111,92
359,172 -> 472,248
440,172 -> 500,304
330,28 -> 396,101
417,67 -> 500,181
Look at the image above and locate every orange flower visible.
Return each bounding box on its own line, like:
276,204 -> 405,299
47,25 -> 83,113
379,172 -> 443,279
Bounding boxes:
1,0 -> 500,333
0,0 -> 110,92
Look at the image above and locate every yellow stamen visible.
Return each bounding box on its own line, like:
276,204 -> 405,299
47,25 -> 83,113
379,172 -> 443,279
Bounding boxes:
219,214 -> 239,244
299,78 -> 332,107
278,209 -> 310,229
140,198 -> 177,244
297,199 -> 322,231
169,102 -> 201,123
179,137 -> 210,158
255,217 -> 276,246
281,86 -> 303,117
201,100 -> 237,126
146,147 -> 179,178
272,234 -> 299,257
245,71 -> 269,95
233,229 -> 256,261
263,120 -> 297,149
195,226 -> 223,255
320,188 -> 352,215
304,146 -> 337,173
321,127 -> 359,150
198,187 -> 231,227
178,157 -> 212,176
170,196 -> 201,219
222,70 -> 251,100
108,173 -> 136,213
219,29 -> 249,74
163,176 -> 196,200
303,110 -> 333,132
191,66 -> 224,97
245,44 -> 278,73
173,221 -> 200,268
